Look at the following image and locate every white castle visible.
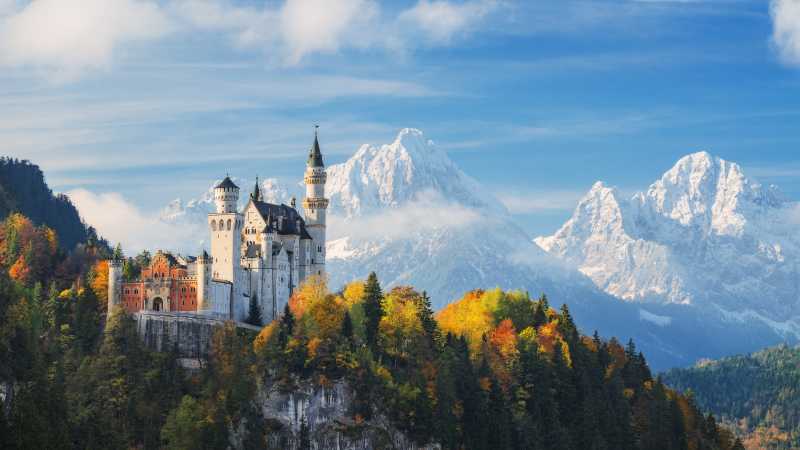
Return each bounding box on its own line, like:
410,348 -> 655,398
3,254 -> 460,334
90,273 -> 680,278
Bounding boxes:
107,132 -> 328,323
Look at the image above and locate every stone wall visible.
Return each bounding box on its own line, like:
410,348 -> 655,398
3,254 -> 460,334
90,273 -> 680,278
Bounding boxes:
134,312 -> 260,358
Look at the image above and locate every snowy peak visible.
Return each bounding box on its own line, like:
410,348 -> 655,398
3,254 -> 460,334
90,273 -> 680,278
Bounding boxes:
326,128 -> 506,219
642,151 -> 782,237
536,151 -> 800,323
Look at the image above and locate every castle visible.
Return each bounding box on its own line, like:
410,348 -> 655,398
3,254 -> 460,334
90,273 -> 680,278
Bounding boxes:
107,132 -> 329,324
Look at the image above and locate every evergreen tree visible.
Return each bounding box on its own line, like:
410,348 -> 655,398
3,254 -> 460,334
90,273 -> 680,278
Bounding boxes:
299,416 -> 311,450
417,290 -> 440,347
362,272 -> 384,350
246,294 -> 262,326
341,310 -> 354,341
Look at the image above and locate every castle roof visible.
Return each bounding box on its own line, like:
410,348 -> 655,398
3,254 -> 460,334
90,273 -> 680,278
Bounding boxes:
252,200 -> 312,239
307,133 -> 324,167
215,176 -> 239,190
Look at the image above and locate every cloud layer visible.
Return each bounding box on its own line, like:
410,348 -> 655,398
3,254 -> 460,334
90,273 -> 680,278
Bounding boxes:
0,0 -> 172,79
0,0 -> 499,77
68,189 -> 205,254
771,0 -> 800,66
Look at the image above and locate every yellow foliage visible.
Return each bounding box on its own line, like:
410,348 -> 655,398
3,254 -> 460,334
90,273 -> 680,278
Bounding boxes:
342,281 -> 365,307
380,288 -> 424,359
307,294 -> 345,340
536,320 -> 571,367
307,337 -> 322,359
436,290 -> 494,355
91,260 -> 109,309
289,274 -> 328,318
253,322 -> 277,354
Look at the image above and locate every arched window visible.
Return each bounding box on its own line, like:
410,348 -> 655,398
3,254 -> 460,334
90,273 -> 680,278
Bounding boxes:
211,221 -> 217,231
218,219 -> 224,230
227,219 -> 232,230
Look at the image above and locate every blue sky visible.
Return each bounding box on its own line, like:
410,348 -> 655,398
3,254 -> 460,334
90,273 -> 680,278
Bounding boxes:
1,0 -> 799,247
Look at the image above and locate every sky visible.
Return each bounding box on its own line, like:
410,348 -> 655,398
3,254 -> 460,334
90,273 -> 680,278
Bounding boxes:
1,0 -> 799,250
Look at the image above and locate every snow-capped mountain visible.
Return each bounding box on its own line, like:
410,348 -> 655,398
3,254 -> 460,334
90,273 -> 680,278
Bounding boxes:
324,128 -> 590,308
158,136 -> 800,370
536,151 -> 800,338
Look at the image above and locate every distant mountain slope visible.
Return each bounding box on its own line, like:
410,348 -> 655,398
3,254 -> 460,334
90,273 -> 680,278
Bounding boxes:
536,152 -> 800,339
662,345 -> 800,450
0,158 -> 89,250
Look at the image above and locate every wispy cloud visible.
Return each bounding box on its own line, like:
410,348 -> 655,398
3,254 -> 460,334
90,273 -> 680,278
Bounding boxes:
498,190 -> 585,214
771,0 -> 800,66
67,188 -> 205,253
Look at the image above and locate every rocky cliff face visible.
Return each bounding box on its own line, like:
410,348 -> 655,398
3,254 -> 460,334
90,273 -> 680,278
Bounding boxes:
254,380 -> 436,450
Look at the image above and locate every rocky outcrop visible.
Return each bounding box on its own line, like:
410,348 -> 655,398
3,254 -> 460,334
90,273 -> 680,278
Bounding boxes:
256,379 -> 438,450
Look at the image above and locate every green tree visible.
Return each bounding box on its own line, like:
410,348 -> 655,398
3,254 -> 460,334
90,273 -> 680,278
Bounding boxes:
246,294 -> 262,326
161,396 -> 206,450
362,272 -> 384,351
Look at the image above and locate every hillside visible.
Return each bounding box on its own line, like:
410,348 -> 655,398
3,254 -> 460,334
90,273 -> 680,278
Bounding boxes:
0,211 -> 745,449
662,345 -> 800,450
0,158 -> 92,250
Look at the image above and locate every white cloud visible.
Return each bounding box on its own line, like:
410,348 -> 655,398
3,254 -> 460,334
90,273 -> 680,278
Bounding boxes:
328,190 -> 482,241
498,190 -> 584,214
68,189 -> 204,254
771,0 -> 800,66
0,0 -> 172,79
398,0 -> 497,44
173,0 -> 497,65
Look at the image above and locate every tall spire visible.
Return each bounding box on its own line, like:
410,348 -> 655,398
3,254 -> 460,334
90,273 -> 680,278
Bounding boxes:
250,176 -> 261,202
307,125 -> 324,167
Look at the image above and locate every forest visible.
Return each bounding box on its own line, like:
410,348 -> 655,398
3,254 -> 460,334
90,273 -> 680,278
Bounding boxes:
0,208 -> 749,449
663,345 -> 800,450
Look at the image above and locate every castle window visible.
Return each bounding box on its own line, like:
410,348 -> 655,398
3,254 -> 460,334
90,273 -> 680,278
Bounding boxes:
227,219 -> 232,230
211,221 -> 217,231
218,219 -> 224,230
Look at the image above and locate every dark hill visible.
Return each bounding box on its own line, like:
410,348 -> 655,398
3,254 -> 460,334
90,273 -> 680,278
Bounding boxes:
662,345 -> 800,449
0,157 -> 89,250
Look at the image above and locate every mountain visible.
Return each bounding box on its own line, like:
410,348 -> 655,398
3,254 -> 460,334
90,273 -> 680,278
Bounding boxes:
160,134 -> 797,370
662,345 -> 800,450
536,151 -> 800,340
0,157 -> 92,250
324,128 -> 594,309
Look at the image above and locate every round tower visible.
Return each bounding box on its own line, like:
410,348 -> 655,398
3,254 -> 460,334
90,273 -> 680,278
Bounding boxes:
196,250 -> 210,312
214,176 -> 239,213
107,258 -> 123,317
303,127 -> 329,276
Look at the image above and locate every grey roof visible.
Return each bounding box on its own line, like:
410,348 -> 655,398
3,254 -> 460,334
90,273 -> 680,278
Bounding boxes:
307,134 -> 324,167
245,244 -> 259,258
252,200 -> 312,239
215,176 -> 239,190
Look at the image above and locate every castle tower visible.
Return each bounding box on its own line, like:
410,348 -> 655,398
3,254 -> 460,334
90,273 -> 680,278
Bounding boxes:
107,258 -> 122,317
196,250 -> 210,312
209,176 -> 242,283
303,128 -> 329,277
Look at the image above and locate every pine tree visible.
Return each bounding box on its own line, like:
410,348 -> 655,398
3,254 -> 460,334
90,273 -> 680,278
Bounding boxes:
278,303 -> 295,348
112,243 -> 124,260
362,272 -> 384,350
731,438 -> 745,450
341,311 -> 354,341
246,294 -> 262,326
533,294 -> 549,328
417,290 -> 440,347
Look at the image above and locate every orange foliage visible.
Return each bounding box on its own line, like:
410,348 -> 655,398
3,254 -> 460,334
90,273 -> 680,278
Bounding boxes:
289,274 -> 328,318
490,319 -> 518,361
536,320 -> 571,366
253,322 -> 277,354
91,260 -> 109,309
8,255 -> 31,284
307,294 -> 345,340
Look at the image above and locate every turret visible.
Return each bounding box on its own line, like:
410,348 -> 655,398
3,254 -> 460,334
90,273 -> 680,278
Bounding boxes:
214,176 -> 239,214
107,258 -> 123,317
196,251 -> 210,312
303,127 -> 329,277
